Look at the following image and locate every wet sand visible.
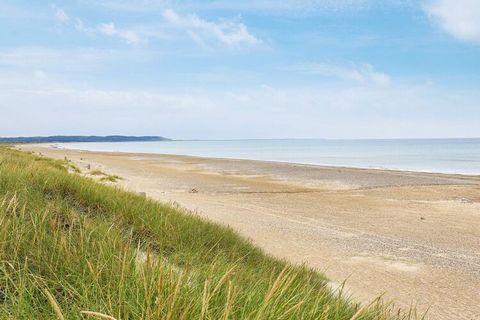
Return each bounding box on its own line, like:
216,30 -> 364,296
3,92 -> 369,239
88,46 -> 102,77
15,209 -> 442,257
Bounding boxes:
21,144 -> 480,319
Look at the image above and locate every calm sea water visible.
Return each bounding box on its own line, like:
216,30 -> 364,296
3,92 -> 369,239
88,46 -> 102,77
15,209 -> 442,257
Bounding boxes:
59,139 -> 480,175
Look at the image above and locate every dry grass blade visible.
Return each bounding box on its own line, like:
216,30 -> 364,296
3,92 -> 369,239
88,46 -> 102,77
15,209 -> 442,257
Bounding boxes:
43,288 -> 65,320
80,311 -> 118,320
350,296 -> 381,320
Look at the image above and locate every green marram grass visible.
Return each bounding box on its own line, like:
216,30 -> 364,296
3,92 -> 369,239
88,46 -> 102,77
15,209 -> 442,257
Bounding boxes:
0,146 -> 421,319
87,169 -> 123,183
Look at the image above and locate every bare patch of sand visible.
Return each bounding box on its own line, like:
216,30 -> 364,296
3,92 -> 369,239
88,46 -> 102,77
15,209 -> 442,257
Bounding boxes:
350,256 -> 421,273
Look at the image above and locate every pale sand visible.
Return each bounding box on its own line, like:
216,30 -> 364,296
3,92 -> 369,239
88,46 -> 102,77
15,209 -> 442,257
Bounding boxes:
21,144 -> 480,320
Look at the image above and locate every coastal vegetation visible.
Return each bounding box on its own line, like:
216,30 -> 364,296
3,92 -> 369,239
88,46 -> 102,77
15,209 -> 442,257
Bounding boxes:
88,169 -> 123,183
0,146 -> 416,319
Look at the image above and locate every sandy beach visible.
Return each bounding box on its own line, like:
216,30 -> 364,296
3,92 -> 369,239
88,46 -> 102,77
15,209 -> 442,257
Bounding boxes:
21,144 -> 480,320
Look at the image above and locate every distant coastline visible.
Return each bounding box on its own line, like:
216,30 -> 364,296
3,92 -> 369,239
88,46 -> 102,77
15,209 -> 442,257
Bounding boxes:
0,135 -> 170,144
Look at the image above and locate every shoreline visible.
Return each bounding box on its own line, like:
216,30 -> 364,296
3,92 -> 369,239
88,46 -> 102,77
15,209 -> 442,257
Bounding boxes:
19,144 -> 480,319
45,143 -> 480,179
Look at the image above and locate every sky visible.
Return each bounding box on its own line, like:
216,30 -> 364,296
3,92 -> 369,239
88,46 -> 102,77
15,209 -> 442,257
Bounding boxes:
0,0 -> 479,139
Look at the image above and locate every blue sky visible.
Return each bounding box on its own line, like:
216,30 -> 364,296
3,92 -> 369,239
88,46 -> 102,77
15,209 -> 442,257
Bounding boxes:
1,0 -> 479,139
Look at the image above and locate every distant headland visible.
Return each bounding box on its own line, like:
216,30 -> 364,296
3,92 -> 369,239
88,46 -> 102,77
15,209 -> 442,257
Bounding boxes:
0,135 -> 171,143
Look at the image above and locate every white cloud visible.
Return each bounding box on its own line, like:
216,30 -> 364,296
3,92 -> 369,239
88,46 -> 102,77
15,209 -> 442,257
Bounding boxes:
97,22 -> 143,44
162,9 -> 260,46
290,63 -> 391,86
425,0 -> 480,43
52,7 -> 143,45
74,18 -> 90,33
53,6 -> 69,24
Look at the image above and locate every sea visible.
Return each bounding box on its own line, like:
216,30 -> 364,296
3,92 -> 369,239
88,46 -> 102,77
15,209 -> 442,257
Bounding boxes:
58,138 -> 480,175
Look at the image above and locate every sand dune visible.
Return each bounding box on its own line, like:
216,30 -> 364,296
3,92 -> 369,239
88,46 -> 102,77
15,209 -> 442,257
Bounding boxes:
21,144 -> 480,320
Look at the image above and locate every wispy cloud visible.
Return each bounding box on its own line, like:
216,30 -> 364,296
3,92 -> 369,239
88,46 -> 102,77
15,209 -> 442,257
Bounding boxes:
425,0 -> 480,43
53,6 -> 69,24
289,63 -> 391,86
97,22 -> 143,44
162,9 -> 260,46
52,6 -> 144,45
52,5 -> 258,46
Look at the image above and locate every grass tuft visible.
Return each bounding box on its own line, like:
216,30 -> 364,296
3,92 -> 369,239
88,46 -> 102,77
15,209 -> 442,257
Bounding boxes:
88,169 -> 123,183
89,169 -> 106,176
100,174 -> 123,183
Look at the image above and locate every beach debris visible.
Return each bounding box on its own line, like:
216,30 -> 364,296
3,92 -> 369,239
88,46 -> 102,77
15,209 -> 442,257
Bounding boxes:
139,192 -> 147,198
87,164 -> 91,170
420,217 -> 425,221
189,188 -> 198,194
